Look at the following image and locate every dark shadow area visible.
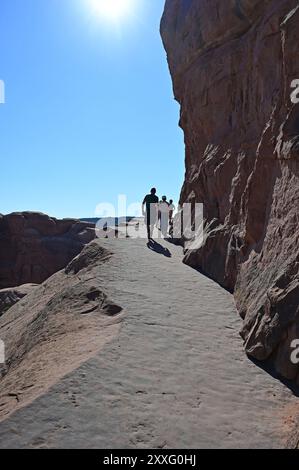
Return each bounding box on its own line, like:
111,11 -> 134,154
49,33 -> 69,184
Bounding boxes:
147,240 -> 172,258
248,355 -> 299,397
165,236 -> 183,247
164,237 -> 235,293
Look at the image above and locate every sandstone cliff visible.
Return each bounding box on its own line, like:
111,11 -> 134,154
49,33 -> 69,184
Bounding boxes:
161,0 -> 299,381
0,212 -> 95,289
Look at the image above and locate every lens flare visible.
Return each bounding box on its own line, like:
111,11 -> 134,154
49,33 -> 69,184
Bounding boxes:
89,0 -> 135,22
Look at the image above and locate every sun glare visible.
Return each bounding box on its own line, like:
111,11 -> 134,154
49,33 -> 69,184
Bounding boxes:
89,0 -> 135,22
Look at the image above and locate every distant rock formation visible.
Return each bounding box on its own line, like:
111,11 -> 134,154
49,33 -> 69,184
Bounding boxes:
0,212 -> 96,289
161,0 -> 299,380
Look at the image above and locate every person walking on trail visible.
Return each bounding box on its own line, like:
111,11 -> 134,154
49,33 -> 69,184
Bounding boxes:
159,196 -> 170,238
142,188 -> 159,240
168,199 -> 175,237
168,199 -> 175,223
157,195 -> 167,230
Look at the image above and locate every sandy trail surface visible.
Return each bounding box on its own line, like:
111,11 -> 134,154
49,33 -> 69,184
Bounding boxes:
0,235 -> 297,448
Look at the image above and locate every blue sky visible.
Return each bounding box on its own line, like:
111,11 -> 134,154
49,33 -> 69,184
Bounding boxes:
0,0 -> 184,219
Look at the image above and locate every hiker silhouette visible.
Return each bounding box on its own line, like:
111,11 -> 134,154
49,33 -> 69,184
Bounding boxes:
142,188 -> 159,240
158,196 -> 170,237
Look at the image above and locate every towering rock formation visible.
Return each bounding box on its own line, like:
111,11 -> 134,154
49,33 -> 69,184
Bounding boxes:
161,0 -> 299,380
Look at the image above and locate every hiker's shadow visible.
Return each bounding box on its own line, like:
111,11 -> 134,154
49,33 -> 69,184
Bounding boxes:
147,240 -> 172,258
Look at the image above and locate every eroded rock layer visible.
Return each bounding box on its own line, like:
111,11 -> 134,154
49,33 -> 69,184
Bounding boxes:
0,212 -> 95,288
161,0 -> 299,380
0,241 -> 123,420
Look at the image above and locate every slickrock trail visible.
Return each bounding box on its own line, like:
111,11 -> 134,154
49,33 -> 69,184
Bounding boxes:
0,236 -> 297,449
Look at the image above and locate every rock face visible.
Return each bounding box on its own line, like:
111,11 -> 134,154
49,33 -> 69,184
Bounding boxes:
0,241 -> 123,420
161,1 -> 299,380
0,212 -> 96,289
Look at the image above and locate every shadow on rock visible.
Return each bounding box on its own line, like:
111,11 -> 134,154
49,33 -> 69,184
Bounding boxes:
248,356 -> 299,397
147,240 -> 172,258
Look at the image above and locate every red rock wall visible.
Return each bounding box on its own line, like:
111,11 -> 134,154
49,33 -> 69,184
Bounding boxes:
161,0 -> 299,381
0,212 -> 95,288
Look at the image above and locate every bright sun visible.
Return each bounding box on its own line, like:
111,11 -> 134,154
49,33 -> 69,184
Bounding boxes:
89,0 -> 135,22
